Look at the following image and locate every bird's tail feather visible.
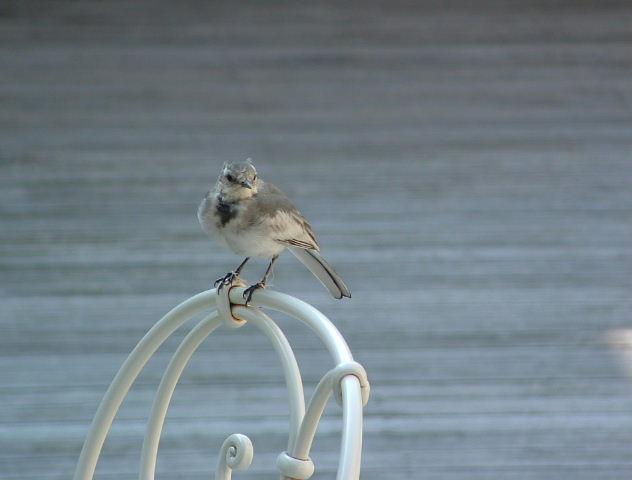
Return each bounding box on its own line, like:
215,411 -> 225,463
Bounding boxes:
288,247 -> 351,299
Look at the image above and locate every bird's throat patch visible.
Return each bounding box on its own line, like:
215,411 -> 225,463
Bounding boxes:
215,197 -> 238,226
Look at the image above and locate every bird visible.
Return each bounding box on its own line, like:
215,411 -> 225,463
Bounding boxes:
198,159 -> 351,304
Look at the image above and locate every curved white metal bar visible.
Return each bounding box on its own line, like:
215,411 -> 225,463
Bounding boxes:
290,362 -> 370,468
339,376 -> 363,480
231,306 -> 305,451
138,295 -> 305,480
215,433 -> 254,480
73,291 -> 218,480
276,378 -> 364,480
228,288 -> 353,364
139,311 -> 223,480
292,367 -> 337,459
228,288 -> 365,480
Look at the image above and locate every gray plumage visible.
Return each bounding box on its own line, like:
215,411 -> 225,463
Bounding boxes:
198,160 -> 351,301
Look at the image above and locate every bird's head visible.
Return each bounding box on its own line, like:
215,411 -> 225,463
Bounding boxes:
217,159 -> 259,200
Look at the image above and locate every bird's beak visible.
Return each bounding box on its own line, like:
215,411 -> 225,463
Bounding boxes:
241,180 -> 253,189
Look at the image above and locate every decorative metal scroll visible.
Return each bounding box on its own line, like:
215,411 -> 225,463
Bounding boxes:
73,285 -> 370,480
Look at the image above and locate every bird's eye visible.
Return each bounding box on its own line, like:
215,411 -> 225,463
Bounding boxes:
226,174 -> 235,182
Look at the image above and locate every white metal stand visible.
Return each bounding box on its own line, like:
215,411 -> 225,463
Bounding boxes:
73,285 -> 370,480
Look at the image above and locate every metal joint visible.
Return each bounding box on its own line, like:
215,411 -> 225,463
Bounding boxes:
216,281 -> 248,327
331,361 -> 370,407
276,451 -> 315,479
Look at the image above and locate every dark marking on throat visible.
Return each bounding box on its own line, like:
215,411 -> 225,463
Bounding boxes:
215,197 -> 238,227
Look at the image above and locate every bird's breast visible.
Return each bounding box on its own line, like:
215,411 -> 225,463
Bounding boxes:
214,197 -> 238,227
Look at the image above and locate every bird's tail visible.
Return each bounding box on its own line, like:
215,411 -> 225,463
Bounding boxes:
288,247 -> 351,299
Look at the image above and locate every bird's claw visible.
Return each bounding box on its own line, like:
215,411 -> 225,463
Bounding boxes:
214,271 -> 239,292
243,282 -> 265,306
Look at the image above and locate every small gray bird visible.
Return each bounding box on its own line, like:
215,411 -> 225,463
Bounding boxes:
198,159 -> 351,304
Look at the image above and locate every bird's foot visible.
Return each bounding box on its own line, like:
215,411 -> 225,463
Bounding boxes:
214,271 -> 240,293
243,282 -> 265,306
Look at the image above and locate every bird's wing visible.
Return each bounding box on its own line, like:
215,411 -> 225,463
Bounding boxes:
247,184 -> 319,250
280,238 -> 316,249
243,182 -> 351,298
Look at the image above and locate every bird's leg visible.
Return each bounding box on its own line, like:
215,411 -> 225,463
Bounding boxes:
243,255 -> 279,305
214,257 -> 250,292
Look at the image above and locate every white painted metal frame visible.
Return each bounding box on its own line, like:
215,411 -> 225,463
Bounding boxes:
73,285 -> 370,480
